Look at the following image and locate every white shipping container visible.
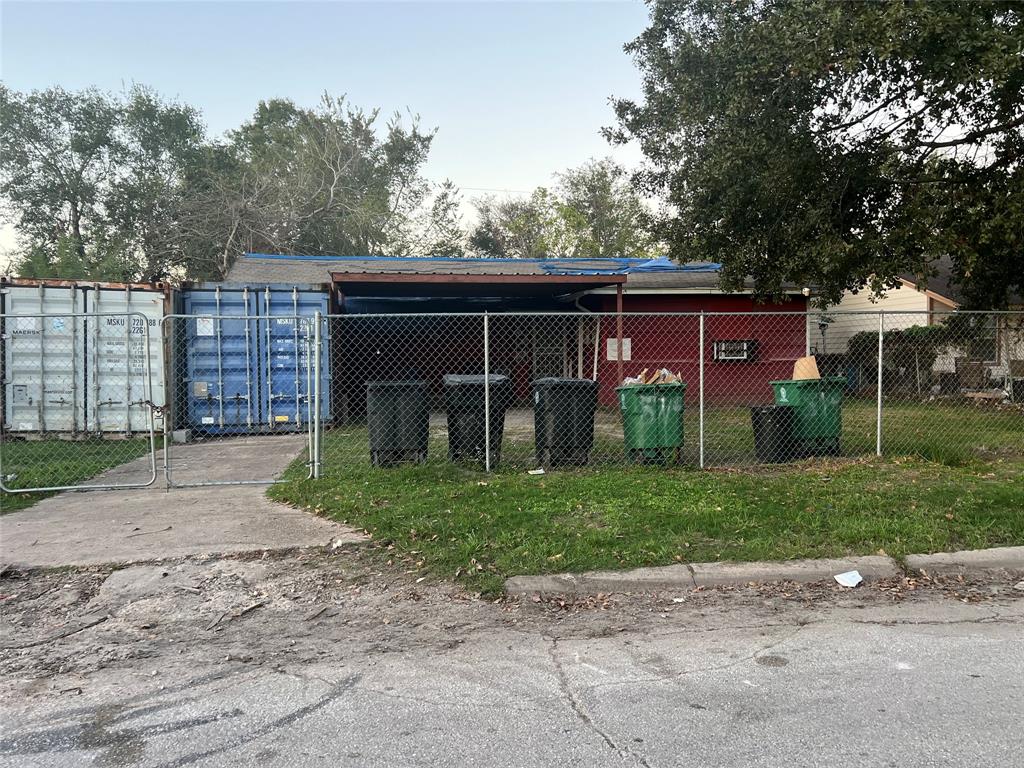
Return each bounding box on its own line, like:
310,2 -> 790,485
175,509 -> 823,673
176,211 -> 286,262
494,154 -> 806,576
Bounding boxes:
84,285 -> 166,433
2,282 -> 167,435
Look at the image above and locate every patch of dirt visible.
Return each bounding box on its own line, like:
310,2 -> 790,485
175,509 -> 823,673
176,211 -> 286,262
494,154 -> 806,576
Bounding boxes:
2,547 -> 1020,702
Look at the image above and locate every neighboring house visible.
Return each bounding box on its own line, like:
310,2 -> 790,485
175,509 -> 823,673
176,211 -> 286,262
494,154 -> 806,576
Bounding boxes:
225,254 -> 809,411
817,264 -> 959,356
820,258 -> 1022,392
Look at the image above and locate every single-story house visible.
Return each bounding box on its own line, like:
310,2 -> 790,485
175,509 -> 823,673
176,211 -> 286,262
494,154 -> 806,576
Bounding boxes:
225,254 -> 810,417
821,257 -> 1022,392
820,260 -> 962,355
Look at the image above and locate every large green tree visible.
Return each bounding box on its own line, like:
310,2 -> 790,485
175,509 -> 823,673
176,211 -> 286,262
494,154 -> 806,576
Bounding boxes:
176,96 -> 438,277
407,180 -> 467,257
610,0 -> 1024,306
0,85 -> 204,280
468,158 -> 660,259
1,87 -> 449,279
469,190 -> 566,259
556,158 -> 659,259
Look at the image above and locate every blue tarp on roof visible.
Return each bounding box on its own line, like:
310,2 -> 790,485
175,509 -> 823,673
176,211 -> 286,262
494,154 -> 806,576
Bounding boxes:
543,256 -> 722,275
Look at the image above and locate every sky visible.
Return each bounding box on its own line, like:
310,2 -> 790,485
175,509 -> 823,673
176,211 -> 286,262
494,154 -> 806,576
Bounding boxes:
1,0 -> 651,200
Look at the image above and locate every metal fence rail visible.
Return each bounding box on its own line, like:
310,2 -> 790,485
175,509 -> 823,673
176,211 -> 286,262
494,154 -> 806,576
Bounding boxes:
2,309 -> 1022,496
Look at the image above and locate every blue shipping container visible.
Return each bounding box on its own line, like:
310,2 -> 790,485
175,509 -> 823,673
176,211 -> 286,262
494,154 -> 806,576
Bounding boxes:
178,284 -> 330,434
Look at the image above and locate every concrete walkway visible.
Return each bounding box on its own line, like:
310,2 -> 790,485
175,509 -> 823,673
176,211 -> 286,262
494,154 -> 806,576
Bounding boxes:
0,436 -> 363,568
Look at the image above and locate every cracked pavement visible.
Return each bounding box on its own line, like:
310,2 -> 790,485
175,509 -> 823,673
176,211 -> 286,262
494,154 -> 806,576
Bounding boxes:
1,549 -> 1022,767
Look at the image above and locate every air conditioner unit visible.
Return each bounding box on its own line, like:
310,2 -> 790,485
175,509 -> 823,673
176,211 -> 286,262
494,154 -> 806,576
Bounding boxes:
712,339 -> 757,362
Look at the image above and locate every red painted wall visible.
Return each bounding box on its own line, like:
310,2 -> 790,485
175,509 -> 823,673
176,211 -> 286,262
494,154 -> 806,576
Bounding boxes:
594,293 -> 808,406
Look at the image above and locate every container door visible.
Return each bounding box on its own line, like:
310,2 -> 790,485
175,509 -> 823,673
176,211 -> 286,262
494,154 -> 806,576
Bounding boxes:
181,288 -> 258,434
2,284 -> 84,433
83,287 -> 165,434
258,287 -> 327,429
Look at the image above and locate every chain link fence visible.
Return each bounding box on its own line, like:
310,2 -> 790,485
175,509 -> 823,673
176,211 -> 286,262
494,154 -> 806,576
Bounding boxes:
315,310 -> 1023,475
0,311 -> 158,493
160,313 -> 320,487
3,309 -> 1022,497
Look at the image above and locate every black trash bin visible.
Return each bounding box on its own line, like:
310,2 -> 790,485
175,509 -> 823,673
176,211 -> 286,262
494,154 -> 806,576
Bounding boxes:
533,378 -> 598,467
366,380 -> 428,466
750,405 -> 796,463
443,374 -> 511,465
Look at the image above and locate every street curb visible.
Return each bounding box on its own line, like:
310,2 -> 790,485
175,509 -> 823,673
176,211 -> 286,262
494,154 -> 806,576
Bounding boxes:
504,555 -> 899,597
904,546 -> 1024,576
506,546 -> 1024,597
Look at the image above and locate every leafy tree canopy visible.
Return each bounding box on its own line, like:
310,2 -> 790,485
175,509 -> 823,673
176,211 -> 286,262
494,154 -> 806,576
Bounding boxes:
3,86 -> 663,279
1,88 -> 450,279
176,95 -> 439,277
610,0 -> 1024,307
468,158 -> 660,259
0,84 -> 203,281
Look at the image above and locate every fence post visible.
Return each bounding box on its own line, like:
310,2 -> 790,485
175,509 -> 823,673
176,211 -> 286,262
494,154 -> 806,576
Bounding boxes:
162,317 -> 173,488
1003,316 -> 1015,403
876,311 -> 884,457
699,312 -> 705,469
313,311 -> 322,479
483,312 -> 491,472
805,311 -> 811,356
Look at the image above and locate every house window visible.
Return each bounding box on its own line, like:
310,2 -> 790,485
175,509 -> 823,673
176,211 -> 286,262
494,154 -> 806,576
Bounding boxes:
712,339 -> 757,362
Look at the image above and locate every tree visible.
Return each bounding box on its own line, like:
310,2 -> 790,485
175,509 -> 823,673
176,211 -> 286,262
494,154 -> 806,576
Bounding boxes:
0,85 -> 119,272
0,85 -> 204,280
468,159 -> 660,259
555,158 -> 659,259
1,88 -> 441,280
469,190 -> 563,259
176,95 -> 437,277
610,0 -> 1024,306
106,87 -> 206,280
412,180 -> 467,257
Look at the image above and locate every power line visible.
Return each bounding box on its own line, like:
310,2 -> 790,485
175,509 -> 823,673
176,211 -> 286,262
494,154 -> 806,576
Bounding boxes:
457,186 -> 533,195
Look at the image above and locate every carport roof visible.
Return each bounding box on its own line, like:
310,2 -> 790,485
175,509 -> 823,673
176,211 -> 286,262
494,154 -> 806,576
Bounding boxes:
225,254 -> 738,295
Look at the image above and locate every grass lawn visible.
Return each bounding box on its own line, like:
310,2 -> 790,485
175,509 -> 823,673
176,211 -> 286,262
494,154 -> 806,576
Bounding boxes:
270,400 -> 1024,595
0,438 -> 153,514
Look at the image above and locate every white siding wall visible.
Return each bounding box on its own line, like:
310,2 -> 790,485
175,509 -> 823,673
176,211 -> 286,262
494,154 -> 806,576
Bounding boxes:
817,284 -> 931,355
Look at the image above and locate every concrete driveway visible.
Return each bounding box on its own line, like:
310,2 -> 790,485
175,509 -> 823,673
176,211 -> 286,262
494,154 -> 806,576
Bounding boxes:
0,436 -> 363,568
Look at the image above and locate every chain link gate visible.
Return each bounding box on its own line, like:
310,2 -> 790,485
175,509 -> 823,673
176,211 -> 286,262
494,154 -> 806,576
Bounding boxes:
161,312 -> 322,488
1,311 -> 160,494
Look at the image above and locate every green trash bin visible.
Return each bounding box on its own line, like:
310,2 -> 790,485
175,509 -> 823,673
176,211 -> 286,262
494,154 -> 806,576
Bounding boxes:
616,382 -> 686,464
769,376 -> 846,457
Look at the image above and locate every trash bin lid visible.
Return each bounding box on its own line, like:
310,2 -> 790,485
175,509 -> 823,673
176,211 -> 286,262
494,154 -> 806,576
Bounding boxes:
615,381 -> 686,392
750,404 -> 792,413
533,377 -> 597,387
443,374 -> 510,386
770,376 -> 846,387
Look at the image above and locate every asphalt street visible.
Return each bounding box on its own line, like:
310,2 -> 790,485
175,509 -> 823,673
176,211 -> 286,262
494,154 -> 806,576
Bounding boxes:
2,590 -> 1021,767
